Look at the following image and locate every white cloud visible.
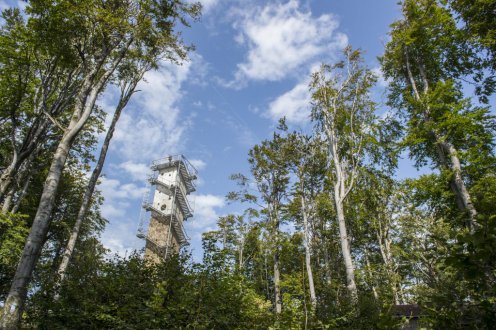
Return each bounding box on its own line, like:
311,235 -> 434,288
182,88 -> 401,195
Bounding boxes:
371,66 -> 389,88
99,177 -> 146,201
268,79 -> 311,123
100,221 -> 142,258
98,177 -> 147,220
117,161 -> 149,182
110,55 -> 208,162
98,177 -> 148,254
229,0 -> 347,86
188,194 -> 225,231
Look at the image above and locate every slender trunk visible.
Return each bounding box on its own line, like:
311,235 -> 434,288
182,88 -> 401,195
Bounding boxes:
0,132 -> 76,329
377,223 -> 400,305
264,248 -> 270,299
323,246 -> 332,285
301,194 -> 316,310
2,188 -> 14,213
0,116 -> 50,201
55,79 -> 137,291
273,212 -> 282,314
11,175 -> 31,214
0,61 -> 80,202
365,252 -> 379,301
330,135 -> 357,298
274,250 -> 281,314
3,144 -> 42,213
439,140 -> 479,229
0,62 -> 116,329
238,238 -> 244,270
334,185 -> 357,299
321,218 -> 332,285
0,162 -> 17,203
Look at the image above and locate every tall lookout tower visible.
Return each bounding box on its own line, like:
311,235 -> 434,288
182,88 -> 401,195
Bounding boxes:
137,155 -> 197,264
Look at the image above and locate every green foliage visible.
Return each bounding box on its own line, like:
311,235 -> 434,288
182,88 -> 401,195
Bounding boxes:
0,213 -> 29,300
0,0 -> 495,328
27,251 -> 276,329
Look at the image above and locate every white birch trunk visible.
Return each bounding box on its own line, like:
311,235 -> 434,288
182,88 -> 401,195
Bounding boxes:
2,188 -> 14,213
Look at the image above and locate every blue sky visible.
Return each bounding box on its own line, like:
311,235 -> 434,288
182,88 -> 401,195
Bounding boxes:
2,0 -> 411,260
97,0 -> 404,260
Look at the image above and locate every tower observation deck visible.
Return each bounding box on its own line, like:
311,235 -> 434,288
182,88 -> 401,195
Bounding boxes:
137,155 -> 197,264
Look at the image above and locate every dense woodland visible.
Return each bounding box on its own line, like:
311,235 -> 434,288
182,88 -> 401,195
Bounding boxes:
0,0 -> 495,329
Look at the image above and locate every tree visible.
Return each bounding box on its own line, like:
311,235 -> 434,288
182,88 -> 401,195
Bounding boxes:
310,46 -> 378,299
229,129 -> 291,315
448,0 -> 496,100
0,1 -> 200,327
381,0 -> 496,231
284,131 -> 327,311
382,1 -> 496,326
55,59 -> 150,294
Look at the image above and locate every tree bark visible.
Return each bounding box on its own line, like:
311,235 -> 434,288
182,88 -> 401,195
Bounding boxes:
330,134 -> 358,299
0,60 -> 117,329
301,194 -> 317,310
273,212 -> 282,314
55,77 -> 139,292
11,175 -> 31,214
364,252 -> 379,301
405,50 -> 478,230
1,188 -> 14,213
334,190 -> 357,299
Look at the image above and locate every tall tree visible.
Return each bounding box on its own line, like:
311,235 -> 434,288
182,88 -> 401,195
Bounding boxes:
285,131 -> 327,311
0,1 -> 200,327
381,0 -> 495,231
229,130 -> 291,315
310,46 -> 378,299
448,0 -> 496,100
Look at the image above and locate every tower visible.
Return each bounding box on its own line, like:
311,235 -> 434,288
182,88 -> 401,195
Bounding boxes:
137,155 -> 197,264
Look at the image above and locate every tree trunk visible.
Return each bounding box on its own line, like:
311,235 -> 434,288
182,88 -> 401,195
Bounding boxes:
376,220 -> 400,305
0,65 -> 113,329
11,175 -> 31,214
238,237 -> 244,270
0,132 -> 76,329
301,194 -> 317,310
405,51 -> 478,230
364,251 -> 379,301
334,192 -> 357,299
274,248 -> 282,314
439,139 -> 479,229
55,79 -> 138,292
0,160 -> 18,203
1,188 -> 14,213
0,116 -> 49,201
273,212 -> 282,314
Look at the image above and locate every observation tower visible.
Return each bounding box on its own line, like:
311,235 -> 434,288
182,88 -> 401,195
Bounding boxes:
137,155 -> 197,264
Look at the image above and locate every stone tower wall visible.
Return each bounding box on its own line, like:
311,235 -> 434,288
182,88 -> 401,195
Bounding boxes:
144,161 -> 188,264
